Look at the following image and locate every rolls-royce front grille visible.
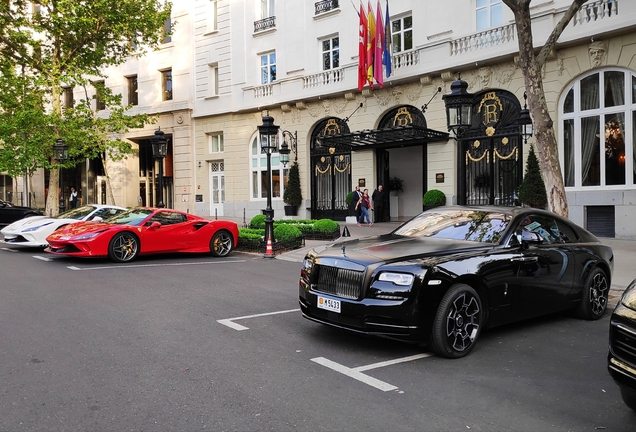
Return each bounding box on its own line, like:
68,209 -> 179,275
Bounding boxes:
314,265 -> 364,299
611,322 -> 636,366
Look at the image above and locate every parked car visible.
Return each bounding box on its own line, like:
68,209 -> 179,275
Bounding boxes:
1,204 -> 126,248
45,207 -> 239,263
608,278 -> 636,412
0,198 -> 42,226
299,206 -> 614,358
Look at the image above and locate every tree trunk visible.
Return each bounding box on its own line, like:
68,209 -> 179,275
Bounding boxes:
100,153 -> 117,206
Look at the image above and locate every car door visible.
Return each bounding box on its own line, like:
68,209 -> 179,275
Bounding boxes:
509,214 -> 575,319
140,211 -> 189,253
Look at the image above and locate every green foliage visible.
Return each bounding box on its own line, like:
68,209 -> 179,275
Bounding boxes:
249,214 -> 266,229
422,189 -> 446,208
274,224 -> 303,241
345,192 -> 354,206
518,146 -> 548,208
313,219 -> 339,234
283,162 -> 302,207
389,176 -> 404,193
238,228 -> 264,241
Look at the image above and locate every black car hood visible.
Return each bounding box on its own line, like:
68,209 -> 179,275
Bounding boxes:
312,234 -> 492,266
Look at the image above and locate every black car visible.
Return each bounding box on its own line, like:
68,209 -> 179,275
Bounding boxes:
299,206 -> 614,358
0,199 -> 42,226
608,278 -> 636,412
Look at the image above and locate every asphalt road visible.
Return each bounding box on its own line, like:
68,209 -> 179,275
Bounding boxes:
0,246 -> 634,432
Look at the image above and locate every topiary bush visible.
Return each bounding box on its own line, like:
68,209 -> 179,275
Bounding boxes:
249,214 -> 266,229
274,223 -> 303,248
312,218 -> 339,234
518,145 -> 547,208
422,189 -> 446,208
283,161 -> 303,207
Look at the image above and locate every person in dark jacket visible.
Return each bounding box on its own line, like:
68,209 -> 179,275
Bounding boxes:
372,184 -> 386,222
351,185 -> 363,221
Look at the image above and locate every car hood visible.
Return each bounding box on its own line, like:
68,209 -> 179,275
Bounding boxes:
2,215 -> 49,231
311,234 -> 492,266
48,221 -> 115,238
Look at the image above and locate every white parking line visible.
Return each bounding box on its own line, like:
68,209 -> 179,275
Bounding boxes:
311,353 -> 432,392
33,255 -> 51,261
66,259 -> 246,271
1,247 -> 18,253
217,308 -> 299,331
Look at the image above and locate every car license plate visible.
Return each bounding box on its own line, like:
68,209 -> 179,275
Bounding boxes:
317,296 -> 340,313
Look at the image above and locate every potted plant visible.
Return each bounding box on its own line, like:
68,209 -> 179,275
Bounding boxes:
518,145 -> 547,208
422,189 -> 446,210
389,176 -> 404,195
283,161 -> 302,216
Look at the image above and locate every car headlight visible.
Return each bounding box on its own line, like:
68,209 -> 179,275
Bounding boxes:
23,222 -> 53,232
378,272 -> 415,286
73,232 -> 103,240
621,279 -> 636,310
302,257 -> 314,272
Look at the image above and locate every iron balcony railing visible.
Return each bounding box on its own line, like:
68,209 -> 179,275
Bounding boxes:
315,0 -> 339,15
254,16 -> 276,33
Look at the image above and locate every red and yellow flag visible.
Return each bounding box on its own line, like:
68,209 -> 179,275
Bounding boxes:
366,1 -> 375,87
358,3 -> 368,91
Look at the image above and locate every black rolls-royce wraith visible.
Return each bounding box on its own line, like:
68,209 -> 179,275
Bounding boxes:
299,206 -> 614,358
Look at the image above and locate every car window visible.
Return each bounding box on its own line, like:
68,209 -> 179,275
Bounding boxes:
108,209 -> 153,226
89,207 -> 125,221
148,211 -> 187,226
59,205 -> 95,220
555,220 -> 579,243
513,214 -> 565,245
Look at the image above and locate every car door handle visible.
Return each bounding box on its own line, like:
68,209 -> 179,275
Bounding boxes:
511,257 -> 538,262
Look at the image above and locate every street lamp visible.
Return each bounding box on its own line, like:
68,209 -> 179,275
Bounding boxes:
258,114 -> 280,257
53,138 -> 68,213
151,128 -> 168,208
442,73 -> 473,138
518,92 -> 533,144
278,130 -> 297,168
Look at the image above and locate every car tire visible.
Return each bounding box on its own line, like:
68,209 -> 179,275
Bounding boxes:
108,232 -> 140,263
620,387 -> 636,412
428,284 -> 483,359
210,230 -> 233,257
575,267 -> 609,320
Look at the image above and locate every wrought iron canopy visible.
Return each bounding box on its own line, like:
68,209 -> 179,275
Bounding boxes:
315,125 -> 449,150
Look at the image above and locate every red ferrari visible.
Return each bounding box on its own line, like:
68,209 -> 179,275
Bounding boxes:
45,207 -> 239,263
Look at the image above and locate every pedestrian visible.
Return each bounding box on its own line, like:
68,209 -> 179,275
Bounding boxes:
372,184 -> 385,222
69,186 -> 78,208
355,189 -> 374,226
351,185 -> 363,221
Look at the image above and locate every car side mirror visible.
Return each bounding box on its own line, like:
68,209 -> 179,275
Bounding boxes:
92,216 -> 103,222
521,231 -> 542,245
148,221 -> 161,229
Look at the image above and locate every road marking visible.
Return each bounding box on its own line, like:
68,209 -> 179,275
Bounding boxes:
33,255 -> 51,261
66,259 -> 246,271
1,247 -> 18,253
311,353 -> 432,392
217,308 -> 299,331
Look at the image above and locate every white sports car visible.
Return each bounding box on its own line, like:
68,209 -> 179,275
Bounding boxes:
0,204 -> 126,248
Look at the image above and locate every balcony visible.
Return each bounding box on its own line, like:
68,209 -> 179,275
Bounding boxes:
254,16 -> 276,33
572,0 -> 618,27
450,23 -> 516,56
315,0 -> 339,15
303,68 -> 345,89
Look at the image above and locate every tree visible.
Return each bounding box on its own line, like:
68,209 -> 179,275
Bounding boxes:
0,0 -> 171,214
283,161 -> 303,208
503,0 -> 589,218
518,145 -> 548,207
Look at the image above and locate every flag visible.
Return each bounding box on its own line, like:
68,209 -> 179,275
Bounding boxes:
366,1 -> 375,87
374,0 -> 384,88
383,0 -> 392,78
358,3 -> 368,91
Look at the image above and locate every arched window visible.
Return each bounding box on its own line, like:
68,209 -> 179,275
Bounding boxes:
560,68 -> 636,189
250,134 -> 288,200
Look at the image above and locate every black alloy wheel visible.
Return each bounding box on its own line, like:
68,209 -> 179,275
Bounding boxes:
429,284 -> 483,359
210,230 -> 233,257
108,232 -> 140,263
576,267 -> 609,320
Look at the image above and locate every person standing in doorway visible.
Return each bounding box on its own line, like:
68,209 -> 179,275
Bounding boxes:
372,184 -> 385,222
69,187 -> 78,208
351,185 -> 363,222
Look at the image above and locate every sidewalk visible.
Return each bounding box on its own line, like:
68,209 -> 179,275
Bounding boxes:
270,220 -> 634,307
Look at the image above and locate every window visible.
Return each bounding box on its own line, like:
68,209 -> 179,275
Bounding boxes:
250,135 -> 288,199
260,52 -> 276,84
391,15 -> 412,53
62,86 -> 73,109
560,69 -> 636,189
93,81 -> 105,111
321,36 -> 339,70
476,0 -> 502,31
207,0 -> 218,33
163,17 -> 172,43
207,63 -> 219,97
260,0 -> 275,19
162,69 -> 173,101
127,75 -> 138,106
208,133 -> 224,153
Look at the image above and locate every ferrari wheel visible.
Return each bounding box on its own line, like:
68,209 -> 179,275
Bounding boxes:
210,230 -> 233,257
108,232 -> 140,263
576,267 -> 609,320
429,284 -> 483,359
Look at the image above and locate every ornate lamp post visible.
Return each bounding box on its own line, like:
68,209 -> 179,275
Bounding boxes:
518,92 -> 533,144
53,138 -> 68,213
258,114 -> 280,257
442,73 -> 473,137
278,130 -> 297,168
151,128 -> 168,208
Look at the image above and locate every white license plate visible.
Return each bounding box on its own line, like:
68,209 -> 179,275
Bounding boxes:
317,296 -> 341,313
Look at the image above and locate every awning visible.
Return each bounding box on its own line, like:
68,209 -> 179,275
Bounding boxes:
316,125 -> 449,150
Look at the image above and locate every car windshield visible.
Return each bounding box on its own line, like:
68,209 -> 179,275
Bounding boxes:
392,209 -> 511,243
56,205 -> 96,220
104,209 -> 153,226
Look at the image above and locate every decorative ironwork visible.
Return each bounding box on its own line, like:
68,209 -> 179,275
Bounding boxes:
315,0 -> 339,15
254,16 -> 276,32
